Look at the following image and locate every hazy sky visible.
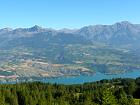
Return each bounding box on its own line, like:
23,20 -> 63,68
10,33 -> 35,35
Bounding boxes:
0,0 -> 140,29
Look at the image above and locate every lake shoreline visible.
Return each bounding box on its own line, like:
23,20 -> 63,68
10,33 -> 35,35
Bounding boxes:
0,70 -> 140,84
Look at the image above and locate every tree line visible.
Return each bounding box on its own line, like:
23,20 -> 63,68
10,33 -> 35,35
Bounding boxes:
0,77 -> 140,105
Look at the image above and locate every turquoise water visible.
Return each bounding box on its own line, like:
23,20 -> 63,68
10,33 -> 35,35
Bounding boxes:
2,70 -> 140,84
42,71 -> 140,84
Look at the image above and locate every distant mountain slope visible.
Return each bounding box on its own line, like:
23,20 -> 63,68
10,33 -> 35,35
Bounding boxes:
0,21 -> 140,49
0,22 -> 140,80
78,21 -> 140,46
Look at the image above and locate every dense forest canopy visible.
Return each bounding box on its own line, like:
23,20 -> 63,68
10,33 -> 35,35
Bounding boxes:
0,77 -> 140,105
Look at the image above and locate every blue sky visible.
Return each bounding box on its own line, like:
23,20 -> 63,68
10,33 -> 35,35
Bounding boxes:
0,0 -> 140,29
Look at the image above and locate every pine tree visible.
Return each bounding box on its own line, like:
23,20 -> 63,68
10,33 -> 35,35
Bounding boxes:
101,87 -> 117,105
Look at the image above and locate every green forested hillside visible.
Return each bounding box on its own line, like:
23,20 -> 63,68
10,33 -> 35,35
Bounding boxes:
0,77 -> 140,105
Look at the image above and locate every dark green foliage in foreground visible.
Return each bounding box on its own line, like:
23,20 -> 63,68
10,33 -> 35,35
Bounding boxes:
0,77 -> 140,105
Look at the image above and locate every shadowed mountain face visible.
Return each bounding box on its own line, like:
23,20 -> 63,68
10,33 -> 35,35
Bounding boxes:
0,21 -> 140,49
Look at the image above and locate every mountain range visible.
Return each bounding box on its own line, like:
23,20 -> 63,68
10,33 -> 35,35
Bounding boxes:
0,21 -> 140,82
0,21 -> 140,49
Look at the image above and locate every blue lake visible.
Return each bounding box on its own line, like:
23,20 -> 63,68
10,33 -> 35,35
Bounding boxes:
42,70 -> 140,84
